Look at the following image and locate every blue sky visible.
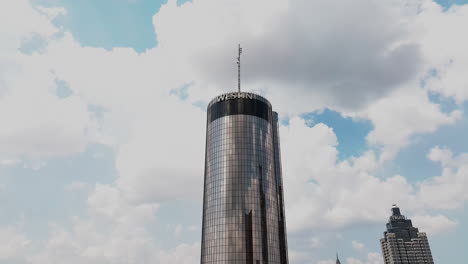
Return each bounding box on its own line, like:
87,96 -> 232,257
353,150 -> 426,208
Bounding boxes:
1,0 -> 468,263
436,0 -> 468,7
301,110 -> 373,160
37,0 -> 192,52
38,0 -> 163,52
34,0 -> 467,52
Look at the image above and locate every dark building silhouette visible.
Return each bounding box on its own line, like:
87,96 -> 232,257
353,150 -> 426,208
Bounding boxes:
380,205 -> 434,264
200,92 -> 289,264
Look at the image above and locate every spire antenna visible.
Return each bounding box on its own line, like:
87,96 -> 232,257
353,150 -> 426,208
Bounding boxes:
237,44 -> 243,92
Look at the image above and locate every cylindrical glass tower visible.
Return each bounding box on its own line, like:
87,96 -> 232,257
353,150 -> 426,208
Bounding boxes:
201,92 -> 288,264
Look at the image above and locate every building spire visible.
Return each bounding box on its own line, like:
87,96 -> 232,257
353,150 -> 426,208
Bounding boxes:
336,253 -> 341,264
390,204 -> 406,220
237,44 -> 243,92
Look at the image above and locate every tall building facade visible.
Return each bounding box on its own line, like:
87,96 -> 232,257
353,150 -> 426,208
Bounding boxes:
200,92 -> 289,264
380,205 -> 434,264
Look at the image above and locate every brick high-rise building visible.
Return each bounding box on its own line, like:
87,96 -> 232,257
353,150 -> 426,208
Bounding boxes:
380,205 -> 434,264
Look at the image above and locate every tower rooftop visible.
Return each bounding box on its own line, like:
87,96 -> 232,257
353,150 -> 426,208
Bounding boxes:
207,92 -> 272,109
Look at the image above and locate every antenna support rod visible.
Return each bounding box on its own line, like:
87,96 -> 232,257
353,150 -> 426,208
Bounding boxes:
237,44 -> 242,92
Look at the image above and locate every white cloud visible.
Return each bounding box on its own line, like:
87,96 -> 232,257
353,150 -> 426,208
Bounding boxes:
27,184 -> 198,264
347,259 -> 364,264
362,87 -> 461,161
280,118 -> 468,235
0,0 -> 97,165
164,0 -> 423,112
427,145 -> 462,168
113,97 -> 206,203
0,0 -> 468,263
147,0 -> 466,170
417,147 -> 468,210
410,214 -> 458,235
366,252 -> 384,264
310,237 -> 323,249
0,91 -> 95,161
0,159 -> 20,167
174,224 -> 183,239
318,253 -> 383,264
289,250 -> 311,264
187,225 -> 198,232
281,118 -> 416,232
0,226 -> 31,261
87,184 -> 159,223
414,3 -> 468,104
352,240 -> 365,251
155,243 -> 200,264
0,0 -> 60,56
0,0 -> 465,167
29,223 -> 199,264
317,260 -> 335,264
346,252 -> 383,264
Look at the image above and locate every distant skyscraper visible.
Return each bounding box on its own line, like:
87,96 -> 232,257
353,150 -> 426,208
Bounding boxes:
336,253 -> 341,264
380,205 -> 434,264
200,92 -> 289,264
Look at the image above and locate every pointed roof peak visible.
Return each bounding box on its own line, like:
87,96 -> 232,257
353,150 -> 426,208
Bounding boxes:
336,253 -> 341,264
390,204 -> 407,220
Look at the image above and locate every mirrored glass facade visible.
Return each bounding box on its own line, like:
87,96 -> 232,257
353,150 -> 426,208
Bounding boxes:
201,93 -> 288,264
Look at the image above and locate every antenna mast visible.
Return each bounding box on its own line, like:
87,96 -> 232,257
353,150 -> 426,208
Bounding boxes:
237,44 -> 242,92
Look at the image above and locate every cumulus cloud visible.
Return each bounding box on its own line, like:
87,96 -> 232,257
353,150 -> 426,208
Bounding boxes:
417,147 -> 468,210
319,253 -> 383,264
280,118 -> 466,236
171,0 -> 423,111
0,0 -> 96,164
0,159 -> 20,167
27,184 -> 199,264
0,90 -> 95,161
148,0 -> 464,162
0,227 -> 30,261
174,224 -> 183,239
415,3 -> 468,104
289,250 -> 311,264
308,237 -> 323,249
1,0 -> 468,263
281,118 -> 415,232
0,0 -> 60,55
317,260 -> 335,264
363,87 -> 461,161
352,240 -> 365,251
346,252 -> 383,264
113,96 -> 206,203
410,214 -> 458,235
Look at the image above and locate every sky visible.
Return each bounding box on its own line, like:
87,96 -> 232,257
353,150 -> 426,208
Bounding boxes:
0,0 -> 468,263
